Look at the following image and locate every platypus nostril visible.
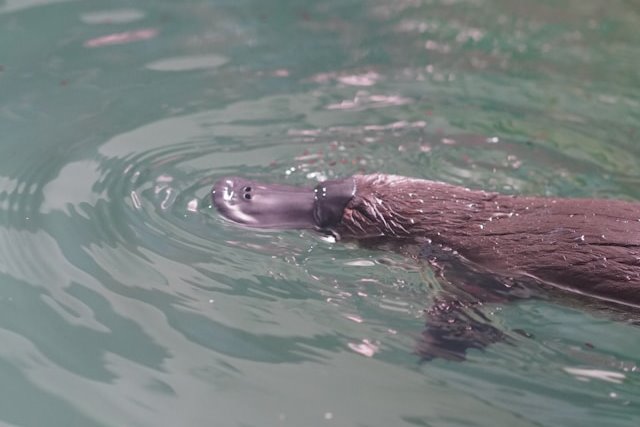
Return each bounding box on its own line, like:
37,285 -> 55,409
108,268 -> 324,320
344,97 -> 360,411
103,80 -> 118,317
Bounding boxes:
243,186 -> 252,192
243,193 -> 252,200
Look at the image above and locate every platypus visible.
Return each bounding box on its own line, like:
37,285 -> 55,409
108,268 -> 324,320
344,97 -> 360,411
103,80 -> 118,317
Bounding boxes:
212,174 -> 640,359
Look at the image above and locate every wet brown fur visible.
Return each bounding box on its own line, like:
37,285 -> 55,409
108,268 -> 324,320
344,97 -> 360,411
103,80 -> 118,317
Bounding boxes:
334,174 -> 640,307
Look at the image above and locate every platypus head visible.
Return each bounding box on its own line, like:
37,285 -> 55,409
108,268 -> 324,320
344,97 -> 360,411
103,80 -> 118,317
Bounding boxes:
211,176 -> 356,232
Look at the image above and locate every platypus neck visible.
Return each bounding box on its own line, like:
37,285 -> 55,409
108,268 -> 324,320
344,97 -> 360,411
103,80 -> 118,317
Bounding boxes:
335,174 -> 508,243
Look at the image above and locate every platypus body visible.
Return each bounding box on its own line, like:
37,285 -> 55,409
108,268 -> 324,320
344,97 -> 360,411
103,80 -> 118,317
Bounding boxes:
212,174 -> 640,360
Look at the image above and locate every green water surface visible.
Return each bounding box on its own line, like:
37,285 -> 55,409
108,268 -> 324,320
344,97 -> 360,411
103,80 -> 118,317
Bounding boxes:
1,0 -> 639,426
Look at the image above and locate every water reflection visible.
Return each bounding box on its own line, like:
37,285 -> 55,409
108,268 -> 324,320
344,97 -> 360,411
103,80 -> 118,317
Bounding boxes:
84,29 -> 159,48
0,0 -> 73,15
145,55 -> 229,72
80,9 -> 146,25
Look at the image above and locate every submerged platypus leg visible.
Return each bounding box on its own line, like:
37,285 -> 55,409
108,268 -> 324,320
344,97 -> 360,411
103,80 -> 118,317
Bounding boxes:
415,243 -> 537,361
418,299 -> 508,361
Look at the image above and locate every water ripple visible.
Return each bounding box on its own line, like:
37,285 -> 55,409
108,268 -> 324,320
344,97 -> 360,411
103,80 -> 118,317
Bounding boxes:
0,0 -> 73,15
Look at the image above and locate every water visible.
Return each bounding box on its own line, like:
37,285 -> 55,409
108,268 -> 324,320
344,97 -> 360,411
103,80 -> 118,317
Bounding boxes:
1,0 -> 639,426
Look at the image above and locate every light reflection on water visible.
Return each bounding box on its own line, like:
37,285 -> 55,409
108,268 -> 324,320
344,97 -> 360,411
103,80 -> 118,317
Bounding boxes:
0,0 -> 639,426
